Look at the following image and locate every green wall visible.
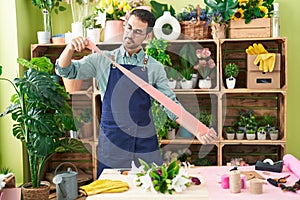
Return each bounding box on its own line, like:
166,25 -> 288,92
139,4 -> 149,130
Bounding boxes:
0,0 -> 299,185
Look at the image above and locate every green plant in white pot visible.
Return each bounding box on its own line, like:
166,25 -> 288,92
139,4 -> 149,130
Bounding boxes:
0,60 -> 86,199
225,126 -> 235,140
246,127 -> 256,140
270,128 -> 279,140
224,63 -> 239,89
180,68 -> 193,89
257,126 -> 267,140
236,129 -> 244,140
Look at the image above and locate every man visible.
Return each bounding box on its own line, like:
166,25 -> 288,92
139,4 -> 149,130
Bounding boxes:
56,9 -> 217,177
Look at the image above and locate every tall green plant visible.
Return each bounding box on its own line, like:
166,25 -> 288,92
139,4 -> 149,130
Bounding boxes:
0,60 -> 86,188
145,38 -> 172,66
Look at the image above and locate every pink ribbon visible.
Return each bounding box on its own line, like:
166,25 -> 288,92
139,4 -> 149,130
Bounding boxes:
86,41 -> 210,136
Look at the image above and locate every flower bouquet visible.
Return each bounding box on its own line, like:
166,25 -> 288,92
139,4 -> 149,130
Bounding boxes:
132,159 -> 201,194
194,48 -> 216,79
96,0 -> 131,20
232,0 -> 274,24
176,4 -> 211,40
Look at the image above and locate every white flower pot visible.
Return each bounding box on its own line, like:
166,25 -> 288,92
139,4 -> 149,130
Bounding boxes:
168,79 -> 176,89
257,131 -> 266,140
246,133 -> 256,140
226,133 -> 235,140
236,133 -> 244,140
167,129 -> 176,140
181,79 -> 193,89
270,130 -> 279,140
198,77 -> 212,89
87,28 -> 101,43
226,77 -> 236,89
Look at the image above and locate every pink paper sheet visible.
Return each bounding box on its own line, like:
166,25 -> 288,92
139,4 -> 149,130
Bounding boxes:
199,165 -> 300,200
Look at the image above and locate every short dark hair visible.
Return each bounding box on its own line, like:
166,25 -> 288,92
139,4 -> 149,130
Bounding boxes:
130,9 -> 156,33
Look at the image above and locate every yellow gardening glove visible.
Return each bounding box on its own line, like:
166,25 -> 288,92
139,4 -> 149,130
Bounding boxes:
254,53 -> 276,72
246,43 -> 268,55
80,179 -> 129,196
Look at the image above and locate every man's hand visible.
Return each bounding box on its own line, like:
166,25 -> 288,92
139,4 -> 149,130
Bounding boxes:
68,36 -> 89,52
195,128 -> 218,144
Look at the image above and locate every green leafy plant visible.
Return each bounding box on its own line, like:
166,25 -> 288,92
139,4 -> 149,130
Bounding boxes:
232,0 -> 274,24
146,38 -> 172,66
31,0 -> 66,14
0,167 -> 12,175
197,111 -> 213,127
0,60 -> 86,188
166,67 -> 180,81
224,63 -> 239,78
17,57 -> 54,74
83,12 -> 102,29
181,68 -> 192,80
149,0 -> 175,19
226,126 -> 235,133
204,0 -> 238,24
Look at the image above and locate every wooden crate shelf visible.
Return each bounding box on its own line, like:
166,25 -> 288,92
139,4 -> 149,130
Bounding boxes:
30,37 -> 287,184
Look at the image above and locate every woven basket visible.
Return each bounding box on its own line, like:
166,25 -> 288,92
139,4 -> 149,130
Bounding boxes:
21,181 -> 50,200
180,20 -> 212,40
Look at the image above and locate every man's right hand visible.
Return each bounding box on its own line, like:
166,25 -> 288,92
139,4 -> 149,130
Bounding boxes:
68,36 -> 89,52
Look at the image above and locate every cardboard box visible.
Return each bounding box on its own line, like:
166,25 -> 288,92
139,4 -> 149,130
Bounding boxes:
229,18 -> 272,38
247,54 -> 281,89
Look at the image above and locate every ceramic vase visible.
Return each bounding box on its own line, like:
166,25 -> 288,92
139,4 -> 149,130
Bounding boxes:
226,77 -> 236,89
181,79 -> 193,89
199,77 -> 212,89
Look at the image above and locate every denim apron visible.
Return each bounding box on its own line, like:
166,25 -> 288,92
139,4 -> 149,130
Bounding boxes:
97,58 -> 163,176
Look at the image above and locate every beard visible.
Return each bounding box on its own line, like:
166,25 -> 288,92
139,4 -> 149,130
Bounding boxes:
123,36 -> 140,50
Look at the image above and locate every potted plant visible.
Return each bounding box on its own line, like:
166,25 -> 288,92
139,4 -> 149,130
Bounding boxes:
17,56 -> 59,82
246,127 -> 256,140
83,9 -> 103,43
204,0 -> 238,39
193,48 -> 216,89
225,126 -> 235,140
180,68 -> 193,89
236,129 -> 244,140
31,0 -> 67,36
166,67 -> 179,89
224,63 -> 239,89
257,126 -> 267,140
179,44 -> 198,88
260,114 -> 275,133
269,128 -> 279,140
0,60 -> 86,200
145,38 -> 172,66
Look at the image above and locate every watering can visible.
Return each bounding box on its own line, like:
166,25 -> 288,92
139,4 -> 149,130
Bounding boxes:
52,162 -> 78,200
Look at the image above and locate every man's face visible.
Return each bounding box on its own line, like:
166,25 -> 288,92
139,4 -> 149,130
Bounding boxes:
123,15 -> 148,50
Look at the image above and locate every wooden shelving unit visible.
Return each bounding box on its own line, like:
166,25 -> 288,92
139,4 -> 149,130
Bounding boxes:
31,37 -> 287,181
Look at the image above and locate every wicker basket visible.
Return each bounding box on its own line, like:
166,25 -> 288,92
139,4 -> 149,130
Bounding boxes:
21,181 -> 50,200
180,20 -> 212,40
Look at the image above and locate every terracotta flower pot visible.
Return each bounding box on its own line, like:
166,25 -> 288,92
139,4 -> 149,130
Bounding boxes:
104,20 -> 124,42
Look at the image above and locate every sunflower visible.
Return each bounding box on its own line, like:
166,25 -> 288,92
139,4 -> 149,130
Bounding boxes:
232,8 -> 244,20
259,6 -> 269,18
